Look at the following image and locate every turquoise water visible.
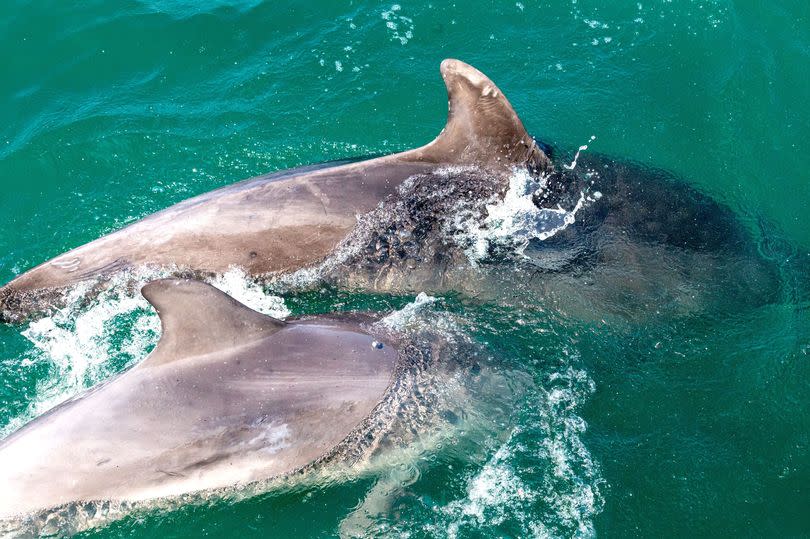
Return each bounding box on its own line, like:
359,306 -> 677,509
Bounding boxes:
1,1 -> 808,537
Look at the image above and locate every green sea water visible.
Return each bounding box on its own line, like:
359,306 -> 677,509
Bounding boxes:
0,1 -> 808,537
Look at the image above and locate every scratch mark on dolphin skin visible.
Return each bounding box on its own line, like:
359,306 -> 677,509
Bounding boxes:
50,257 -> 81,272
77,258 -> 129,279
155,469 -> 186,478
306,181 -> 330,216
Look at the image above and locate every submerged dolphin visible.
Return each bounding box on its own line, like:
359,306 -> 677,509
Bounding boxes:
0,59 -> 548,323
0,279 -> 408,526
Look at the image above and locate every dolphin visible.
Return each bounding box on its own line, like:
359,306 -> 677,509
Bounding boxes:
0,59 -> 548,323
1,59 -> 798,325
0,279 -> 418,530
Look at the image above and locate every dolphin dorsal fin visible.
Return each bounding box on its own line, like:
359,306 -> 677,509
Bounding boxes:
140,279 -> 285,366
404,59 -> 551,172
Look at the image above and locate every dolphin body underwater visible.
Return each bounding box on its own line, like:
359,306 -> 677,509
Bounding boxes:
0,279 -> 503,533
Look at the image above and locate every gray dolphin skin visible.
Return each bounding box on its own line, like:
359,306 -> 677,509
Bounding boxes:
0,59 -> 548,323
0,279 -> 404,524
0,58 -> 794,326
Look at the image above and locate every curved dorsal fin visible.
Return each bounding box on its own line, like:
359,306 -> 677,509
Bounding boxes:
403,59 -> 551,172
140,279 -> 285,366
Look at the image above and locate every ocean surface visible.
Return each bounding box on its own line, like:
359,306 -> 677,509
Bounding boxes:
0,1 -> 808,537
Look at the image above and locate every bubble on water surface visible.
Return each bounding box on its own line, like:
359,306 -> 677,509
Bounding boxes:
381,4 -> 414,45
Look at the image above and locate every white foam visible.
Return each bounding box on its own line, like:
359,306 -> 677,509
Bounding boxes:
210,268 -> 290,319
4,274 -> 160,437
443,439 -> 536,537
454,168 -> 595,263
564,135 -> 596,171
377,292 -> 438,331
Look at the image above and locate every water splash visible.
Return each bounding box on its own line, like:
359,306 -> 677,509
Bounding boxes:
455,168 -> 599,263
367,296 -> 603,537
377,292 -> 438,332
564,136 -> 597,171
209,268 -> 290,318
443,439 -> 536,535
